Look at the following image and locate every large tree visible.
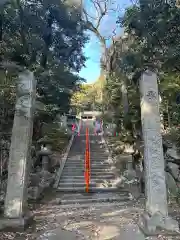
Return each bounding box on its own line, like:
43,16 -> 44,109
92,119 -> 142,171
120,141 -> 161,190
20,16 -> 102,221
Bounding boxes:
82,0 -> 123,112
0,0 -> 88,118
103,1 -> 180,133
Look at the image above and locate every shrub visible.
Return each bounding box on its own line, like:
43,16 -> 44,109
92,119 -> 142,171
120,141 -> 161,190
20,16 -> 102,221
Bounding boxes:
41,122 -> 71,152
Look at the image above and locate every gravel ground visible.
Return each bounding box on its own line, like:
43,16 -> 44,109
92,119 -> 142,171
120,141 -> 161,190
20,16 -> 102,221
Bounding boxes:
0,196 -> 144,240
0,193 -> 179,240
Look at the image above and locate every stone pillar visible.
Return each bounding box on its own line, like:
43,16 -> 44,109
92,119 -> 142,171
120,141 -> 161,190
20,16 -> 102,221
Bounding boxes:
138,70 -> 179,235
2,70 -> 36,229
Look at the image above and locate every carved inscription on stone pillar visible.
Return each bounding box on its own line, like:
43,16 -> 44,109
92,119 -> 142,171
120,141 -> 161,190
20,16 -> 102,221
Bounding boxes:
4,70 -> 36,218
140,70 -> 168,216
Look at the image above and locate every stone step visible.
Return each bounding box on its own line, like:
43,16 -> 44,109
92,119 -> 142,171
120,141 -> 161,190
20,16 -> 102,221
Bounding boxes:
90,151 -> 108,153
62,169 -> 85,172
67,156 -> 84,158
66,160 -> 84,163
60,192 -> 130,200
59,179 -> 113,184
90,159 -> 109,161
58,201 -> 131,209
88,159 -> 110,161
60,174 -> 116,180
90,159 -> 111,161
65,160 -> 110,164
59,180 -> 116,185
67,156 -> 109,160
90,148 -> 107,150
59,182 -> 109,188
90,162 -> 112,165
90,148 -> 108,150
90,153 -> 109,155
33,200 -> 131,210
89,151 -> 108,153
90,149 -> 107,150
62,168 -> 115,173
60,174 -> 115,178
89,153 -> 108,155
63,165 -> 85,168
57,186 -> 119,193
90,156 -> 108,158
63,168 -> 113,172
69,151 -> 84,153
66,160 -> 110,163
63,167 -> 113,171
91,171 -> 115,175
58,195 -> 130,205
90,151 -> 109,153
65,161 -> 84,164
61,173 -> 115,177
65,162 -> 111,166
58,183 -> 115,188
58,182 -> 97,188
90,163 -> 113,166
64,163 -> 111,166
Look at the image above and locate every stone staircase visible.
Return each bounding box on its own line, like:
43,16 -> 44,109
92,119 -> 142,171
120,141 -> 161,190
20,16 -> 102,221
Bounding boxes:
56,125 -> 131,207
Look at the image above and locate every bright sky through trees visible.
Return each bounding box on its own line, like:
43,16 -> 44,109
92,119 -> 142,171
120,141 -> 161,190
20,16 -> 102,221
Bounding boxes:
79,0 -> 132,83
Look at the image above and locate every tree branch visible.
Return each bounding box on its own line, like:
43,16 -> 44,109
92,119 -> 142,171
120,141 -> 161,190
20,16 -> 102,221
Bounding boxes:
85,20 -> 106,50
83,0 -> 109,50
92,0 -> 107,29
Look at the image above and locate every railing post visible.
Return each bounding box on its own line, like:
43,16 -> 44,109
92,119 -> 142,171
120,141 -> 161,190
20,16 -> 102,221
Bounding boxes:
88,128 -> 90,185
85,127 -> 90,193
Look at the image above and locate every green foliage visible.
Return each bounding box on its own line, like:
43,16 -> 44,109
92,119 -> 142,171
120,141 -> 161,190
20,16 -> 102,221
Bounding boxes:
0,0 -> 89,147
121,2 -> 180,73
101,1 -> 180,136
41,122 -> 70,151
71,79 -> 103,113
0,70 -> 16,135
1,0 -> 88,121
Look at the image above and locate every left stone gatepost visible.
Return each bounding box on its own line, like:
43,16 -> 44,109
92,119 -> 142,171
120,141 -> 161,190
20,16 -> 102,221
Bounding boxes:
0,70 -> 36,230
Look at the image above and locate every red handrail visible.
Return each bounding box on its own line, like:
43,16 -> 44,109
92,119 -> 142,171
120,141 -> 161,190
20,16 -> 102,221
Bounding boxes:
85,127 -> 90,193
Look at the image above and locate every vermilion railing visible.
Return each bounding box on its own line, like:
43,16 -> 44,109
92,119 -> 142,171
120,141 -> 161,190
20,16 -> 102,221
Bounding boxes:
85,127 -> 90,193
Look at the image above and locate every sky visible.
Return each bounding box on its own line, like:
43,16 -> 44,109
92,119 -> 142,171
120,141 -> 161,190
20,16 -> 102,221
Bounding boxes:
79,34 -> 102,83
79,0 -> 132,84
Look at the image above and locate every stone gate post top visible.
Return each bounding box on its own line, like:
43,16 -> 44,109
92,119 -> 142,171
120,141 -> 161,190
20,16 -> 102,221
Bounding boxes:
17,70 -> 36,95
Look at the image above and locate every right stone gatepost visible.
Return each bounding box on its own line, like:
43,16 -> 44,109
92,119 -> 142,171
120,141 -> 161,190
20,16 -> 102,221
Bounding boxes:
138,69 -> 179,235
